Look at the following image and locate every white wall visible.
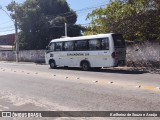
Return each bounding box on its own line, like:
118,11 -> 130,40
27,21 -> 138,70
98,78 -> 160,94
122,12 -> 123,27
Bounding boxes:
0,50 -> 45,63
0,42 -> 159,67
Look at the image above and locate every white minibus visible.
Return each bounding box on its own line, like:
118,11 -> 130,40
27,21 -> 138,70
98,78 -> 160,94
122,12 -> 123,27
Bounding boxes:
45,33 -> 126,70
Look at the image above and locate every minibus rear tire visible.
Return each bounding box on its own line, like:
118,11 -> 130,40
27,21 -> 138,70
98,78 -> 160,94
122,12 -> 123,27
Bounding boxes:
81,62 -> 90,71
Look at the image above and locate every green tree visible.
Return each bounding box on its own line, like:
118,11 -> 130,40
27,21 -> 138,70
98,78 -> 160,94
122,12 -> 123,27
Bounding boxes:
86,0 -> 160,41
7,0 -> 84,50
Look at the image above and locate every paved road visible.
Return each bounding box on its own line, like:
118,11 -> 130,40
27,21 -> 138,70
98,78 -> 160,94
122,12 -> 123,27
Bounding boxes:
0,61 -> 160,120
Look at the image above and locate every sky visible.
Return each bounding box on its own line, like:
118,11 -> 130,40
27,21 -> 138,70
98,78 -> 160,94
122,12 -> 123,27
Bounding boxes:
0,0 -> 109,35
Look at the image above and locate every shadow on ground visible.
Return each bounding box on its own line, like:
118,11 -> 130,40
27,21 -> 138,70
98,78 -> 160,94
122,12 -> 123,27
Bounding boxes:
55,67 -> 149,74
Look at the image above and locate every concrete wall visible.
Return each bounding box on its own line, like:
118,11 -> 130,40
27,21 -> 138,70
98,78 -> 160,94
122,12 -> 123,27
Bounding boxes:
126,41 -> 160,68
0,50 -> 45,63
0,42 -> 159,68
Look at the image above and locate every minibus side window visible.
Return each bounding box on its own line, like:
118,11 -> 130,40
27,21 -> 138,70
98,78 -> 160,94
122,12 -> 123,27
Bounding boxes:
55,42 -> 63,51
89,39 -> 101,50
102,38 -> 109,50
75,40 -> 88,51
64,41 -> 74,51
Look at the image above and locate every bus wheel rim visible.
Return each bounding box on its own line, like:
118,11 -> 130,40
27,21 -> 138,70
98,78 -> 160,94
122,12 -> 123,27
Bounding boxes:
83,63 -> 88,70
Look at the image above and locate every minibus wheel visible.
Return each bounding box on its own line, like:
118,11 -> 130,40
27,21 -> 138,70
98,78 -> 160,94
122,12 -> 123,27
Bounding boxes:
49,60 -> 56,69
81,62 -> 90,71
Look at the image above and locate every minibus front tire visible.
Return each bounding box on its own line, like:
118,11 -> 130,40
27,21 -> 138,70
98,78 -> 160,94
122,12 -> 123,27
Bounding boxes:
49,60 -> 56,69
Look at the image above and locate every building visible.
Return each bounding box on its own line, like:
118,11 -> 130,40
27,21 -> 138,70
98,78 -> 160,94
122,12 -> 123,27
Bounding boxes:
0,34 -> 15,50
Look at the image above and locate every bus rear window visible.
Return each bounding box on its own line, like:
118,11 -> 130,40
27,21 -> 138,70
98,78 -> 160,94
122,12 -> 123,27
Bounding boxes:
112,34 -> 125,48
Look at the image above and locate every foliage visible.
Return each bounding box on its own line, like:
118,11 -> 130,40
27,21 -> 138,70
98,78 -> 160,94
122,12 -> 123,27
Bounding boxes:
7,0 -> 85,50
86,0 -> 160,41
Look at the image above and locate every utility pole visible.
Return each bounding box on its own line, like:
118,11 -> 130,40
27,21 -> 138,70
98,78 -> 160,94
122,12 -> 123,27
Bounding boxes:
65,23 -> 67,37
0,2 -> 19,62
13,1 -> 19,62
15,20 -> 19,62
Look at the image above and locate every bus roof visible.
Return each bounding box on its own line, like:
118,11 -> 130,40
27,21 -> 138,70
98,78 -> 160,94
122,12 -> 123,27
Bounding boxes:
50,33 -> 115,43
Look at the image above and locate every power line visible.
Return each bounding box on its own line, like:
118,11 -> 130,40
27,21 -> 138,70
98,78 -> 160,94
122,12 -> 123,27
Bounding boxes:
0,2 -> 107,27
74,1 -> 107,11
77,23 -> 90,25
0,2 -> 107,33
76,5 -> 106,13
0,29 -> 15,32
46,4 -> 106,19
0,20 -> 12,25
0,23 -> 89,32
0,25 -> 14,29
